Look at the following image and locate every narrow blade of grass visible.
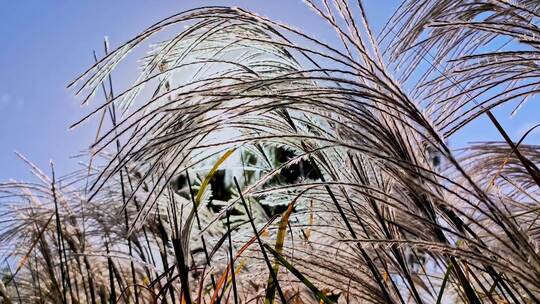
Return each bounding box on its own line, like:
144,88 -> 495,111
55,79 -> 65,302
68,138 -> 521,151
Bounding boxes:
263,244 -> 335,304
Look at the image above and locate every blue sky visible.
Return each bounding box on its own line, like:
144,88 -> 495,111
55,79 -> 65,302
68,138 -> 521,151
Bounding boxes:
0,1 -> 538,181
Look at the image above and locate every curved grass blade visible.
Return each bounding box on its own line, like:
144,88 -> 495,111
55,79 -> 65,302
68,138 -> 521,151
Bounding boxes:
263,244 -> 335,304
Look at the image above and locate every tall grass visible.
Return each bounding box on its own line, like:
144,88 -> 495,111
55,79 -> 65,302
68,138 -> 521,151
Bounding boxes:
1,1 -> 540,303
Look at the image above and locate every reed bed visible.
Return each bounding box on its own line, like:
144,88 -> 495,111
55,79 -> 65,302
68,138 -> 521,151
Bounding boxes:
1,1 -> 540,303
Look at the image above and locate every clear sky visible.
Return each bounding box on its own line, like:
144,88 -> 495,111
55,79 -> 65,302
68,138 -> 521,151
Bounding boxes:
1,1 -> 538,181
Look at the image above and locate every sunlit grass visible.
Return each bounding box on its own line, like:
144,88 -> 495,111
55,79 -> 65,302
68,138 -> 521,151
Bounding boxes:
1,1 -> 540,303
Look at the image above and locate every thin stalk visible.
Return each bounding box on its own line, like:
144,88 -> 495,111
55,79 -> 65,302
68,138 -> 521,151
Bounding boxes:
233,177 -> 287,304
